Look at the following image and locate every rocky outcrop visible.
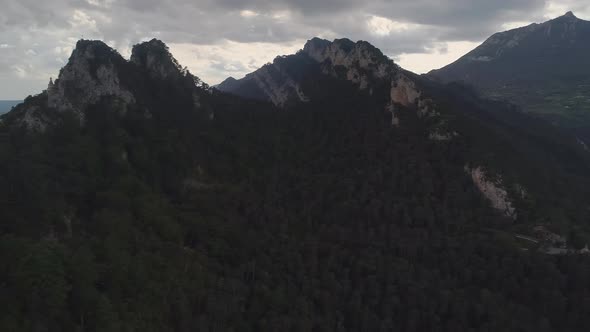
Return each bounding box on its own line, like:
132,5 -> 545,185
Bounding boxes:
390,72 -> 440,117
387,72 -> 441,132
47,40 -> 135,119
390,74 -> 420,107
466,166 -> 517,219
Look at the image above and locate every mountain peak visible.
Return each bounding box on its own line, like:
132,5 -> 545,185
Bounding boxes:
73,39 -> 112,52
139,38 -> 168,50
303,37 -> 331,53
563,11 -> 577,19
69,39 -> 123,63
551,10 -> 583,24
216,76 -> 239,92
131,39 -> 186,80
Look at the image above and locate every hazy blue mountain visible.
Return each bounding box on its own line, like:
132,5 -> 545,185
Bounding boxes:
0,100 -> 21,114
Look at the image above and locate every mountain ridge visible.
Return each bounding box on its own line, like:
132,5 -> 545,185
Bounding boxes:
4,36 -> 590,237
3,35 -> 590,332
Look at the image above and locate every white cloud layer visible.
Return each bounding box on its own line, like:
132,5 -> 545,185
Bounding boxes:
0,0 -> 589,98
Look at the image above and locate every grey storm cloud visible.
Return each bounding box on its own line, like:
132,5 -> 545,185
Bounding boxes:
1,0 -> 549,50
1,0 -> 589,98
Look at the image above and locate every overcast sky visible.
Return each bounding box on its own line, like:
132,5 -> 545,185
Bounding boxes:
1,0 -> 589,99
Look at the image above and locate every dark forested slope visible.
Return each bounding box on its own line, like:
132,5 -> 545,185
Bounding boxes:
1,38 -> 590,332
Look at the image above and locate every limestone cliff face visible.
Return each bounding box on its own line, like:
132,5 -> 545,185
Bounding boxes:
466,166 -> 517,219
390,75 -> 420,107
303,38 -> 392,89
386,72 -> 441,131
47,40 -> 135,118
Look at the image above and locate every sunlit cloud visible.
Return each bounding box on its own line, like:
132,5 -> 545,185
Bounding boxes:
367,15 -> 424,36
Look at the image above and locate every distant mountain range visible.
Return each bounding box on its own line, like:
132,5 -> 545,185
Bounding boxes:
430,11 -> 590,139
0,100 -> 21,114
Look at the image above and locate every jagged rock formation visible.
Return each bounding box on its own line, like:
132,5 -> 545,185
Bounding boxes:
6,39 -> 208,131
